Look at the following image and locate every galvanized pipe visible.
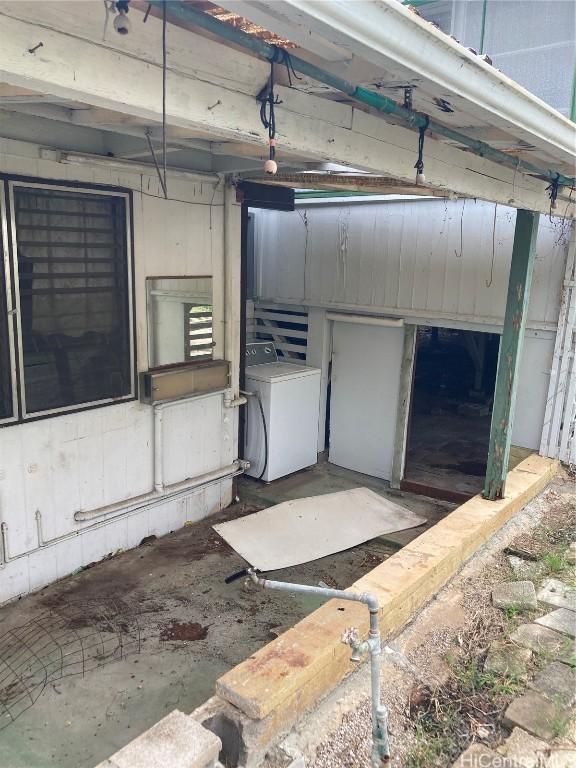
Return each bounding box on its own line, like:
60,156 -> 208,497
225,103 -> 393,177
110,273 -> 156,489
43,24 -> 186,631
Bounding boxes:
247,570 -> 390,765
150,0 -> 574,188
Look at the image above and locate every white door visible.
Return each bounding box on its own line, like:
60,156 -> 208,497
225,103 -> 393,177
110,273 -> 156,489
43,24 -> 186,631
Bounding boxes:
329,321 -> 405,480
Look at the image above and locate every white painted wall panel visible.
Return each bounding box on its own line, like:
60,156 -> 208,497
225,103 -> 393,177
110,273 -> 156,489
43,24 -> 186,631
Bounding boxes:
512,333 -> 556,450
256,199 -> 567,329
0,139 -> 237,602
257,208 -> 307,300
161,395 -> 225,487
0,476 -> 230,604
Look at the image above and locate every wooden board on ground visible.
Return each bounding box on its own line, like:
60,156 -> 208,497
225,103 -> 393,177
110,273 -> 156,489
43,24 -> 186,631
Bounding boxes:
213,488 -> 426,571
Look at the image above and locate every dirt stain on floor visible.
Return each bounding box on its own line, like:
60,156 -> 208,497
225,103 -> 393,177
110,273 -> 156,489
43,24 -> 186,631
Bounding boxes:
160,620 -> 210,641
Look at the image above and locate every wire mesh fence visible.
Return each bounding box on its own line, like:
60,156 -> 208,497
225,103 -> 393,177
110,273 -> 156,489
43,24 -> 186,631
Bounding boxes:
0,598 -> 141,730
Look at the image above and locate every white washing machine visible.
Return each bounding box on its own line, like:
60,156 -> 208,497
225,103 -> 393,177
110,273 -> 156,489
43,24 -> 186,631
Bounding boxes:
244,344 -> 321,482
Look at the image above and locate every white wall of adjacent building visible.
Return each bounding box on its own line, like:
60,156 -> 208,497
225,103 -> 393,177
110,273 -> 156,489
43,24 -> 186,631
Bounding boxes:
0,137 -> 240,604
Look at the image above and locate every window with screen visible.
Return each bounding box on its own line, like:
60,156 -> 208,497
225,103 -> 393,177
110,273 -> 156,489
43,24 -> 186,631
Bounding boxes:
2,182 -> 134,420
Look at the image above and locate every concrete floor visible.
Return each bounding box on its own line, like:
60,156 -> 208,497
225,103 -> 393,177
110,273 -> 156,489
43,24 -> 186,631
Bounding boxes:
404,410 -> 492,498
0,460 -> 453,768
404,410 -> 532,501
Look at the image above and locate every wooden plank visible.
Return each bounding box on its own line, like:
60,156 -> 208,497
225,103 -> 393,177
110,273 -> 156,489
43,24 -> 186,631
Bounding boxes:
253,310 -> 309,325
255,325 -> 309,339
256,302 -> 308,313
559,346 -> 576,461
273,342 -> 306,354
390,324 -> 416,489
484,210 -> 540,500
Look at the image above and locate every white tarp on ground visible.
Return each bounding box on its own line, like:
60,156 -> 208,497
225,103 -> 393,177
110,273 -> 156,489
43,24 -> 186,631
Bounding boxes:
213,487 -> 426,571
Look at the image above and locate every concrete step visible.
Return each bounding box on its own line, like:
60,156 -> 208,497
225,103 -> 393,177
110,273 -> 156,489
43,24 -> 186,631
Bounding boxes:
95,709 -> 222,768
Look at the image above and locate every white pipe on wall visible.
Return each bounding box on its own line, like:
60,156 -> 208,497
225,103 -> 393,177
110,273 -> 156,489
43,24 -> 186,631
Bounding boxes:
0,460 -> 247,568
74,459 -> 247,523
154,404 -> 165,493
59,151 -> 221,184
224,181 -> 241,396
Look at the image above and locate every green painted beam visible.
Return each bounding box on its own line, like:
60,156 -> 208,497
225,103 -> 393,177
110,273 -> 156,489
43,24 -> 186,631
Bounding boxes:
483,209 -> 540,500
479,0 -> 488,55
402,0 -> 437,7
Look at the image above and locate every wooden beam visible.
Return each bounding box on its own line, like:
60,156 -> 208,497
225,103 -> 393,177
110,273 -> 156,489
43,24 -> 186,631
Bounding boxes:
0,10 -> 571,214
483,210 -> 540,500
250,173 -> 452,197
391,324 -> 416,489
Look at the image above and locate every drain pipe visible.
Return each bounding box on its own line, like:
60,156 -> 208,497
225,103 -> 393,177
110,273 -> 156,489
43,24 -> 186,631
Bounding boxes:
246,569 -> 390,765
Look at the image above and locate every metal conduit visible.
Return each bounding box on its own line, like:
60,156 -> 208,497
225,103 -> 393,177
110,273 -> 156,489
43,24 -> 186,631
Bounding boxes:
149,0 -> 574,189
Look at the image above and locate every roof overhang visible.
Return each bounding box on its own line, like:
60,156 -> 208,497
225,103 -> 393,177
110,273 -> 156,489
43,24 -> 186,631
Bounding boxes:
220,0 -> 575,177
0,1 -> 573,216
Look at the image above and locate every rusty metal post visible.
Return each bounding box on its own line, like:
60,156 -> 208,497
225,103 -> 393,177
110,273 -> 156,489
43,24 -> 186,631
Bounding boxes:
483,210 -> 540,500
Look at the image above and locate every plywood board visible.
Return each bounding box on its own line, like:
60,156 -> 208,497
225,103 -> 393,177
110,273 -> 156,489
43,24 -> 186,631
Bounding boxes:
213,488 -> 426,571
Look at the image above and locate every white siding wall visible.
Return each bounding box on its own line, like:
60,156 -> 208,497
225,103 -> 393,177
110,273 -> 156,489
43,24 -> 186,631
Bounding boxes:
256,199 -> 567,329
254,198 -> 571,454
0,139 -> 238,604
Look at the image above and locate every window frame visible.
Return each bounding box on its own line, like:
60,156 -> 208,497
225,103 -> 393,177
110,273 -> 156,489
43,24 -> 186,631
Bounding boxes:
0,184 -> 18,425
146,275 -> 215,370
2,176 -> 136,424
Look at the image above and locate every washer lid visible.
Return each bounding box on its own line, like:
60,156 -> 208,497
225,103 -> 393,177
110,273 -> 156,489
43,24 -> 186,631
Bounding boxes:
245,362 -> 321,383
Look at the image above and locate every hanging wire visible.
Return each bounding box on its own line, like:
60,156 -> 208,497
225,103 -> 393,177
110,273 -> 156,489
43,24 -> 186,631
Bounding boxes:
456,198 -> 466,258
145,131 -> 167,199
414,116 -> 430,182
259,61 -> 283,172
267,45 -> 302,86
259,63 -> 278,144
279,49 -> 302,87
545,172 -> 560,221
161,0 -> 168,198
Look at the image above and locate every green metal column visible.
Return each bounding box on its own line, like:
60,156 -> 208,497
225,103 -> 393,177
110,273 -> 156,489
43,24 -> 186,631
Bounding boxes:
483,209 -> 540,500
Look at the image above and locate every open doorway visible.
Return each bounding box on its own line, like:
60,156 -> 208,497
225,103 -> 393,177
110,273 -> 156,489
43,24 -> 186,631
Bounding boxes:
402,326 -> 500,501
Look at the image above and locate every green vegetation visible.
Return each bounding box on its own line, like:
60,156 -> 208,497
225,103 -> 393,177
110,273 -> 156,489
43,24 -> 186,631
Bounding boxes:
406,723 -> 457,768
405,660 -> 523,767
455,660 -> 523,697
540,551 -> 569,575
